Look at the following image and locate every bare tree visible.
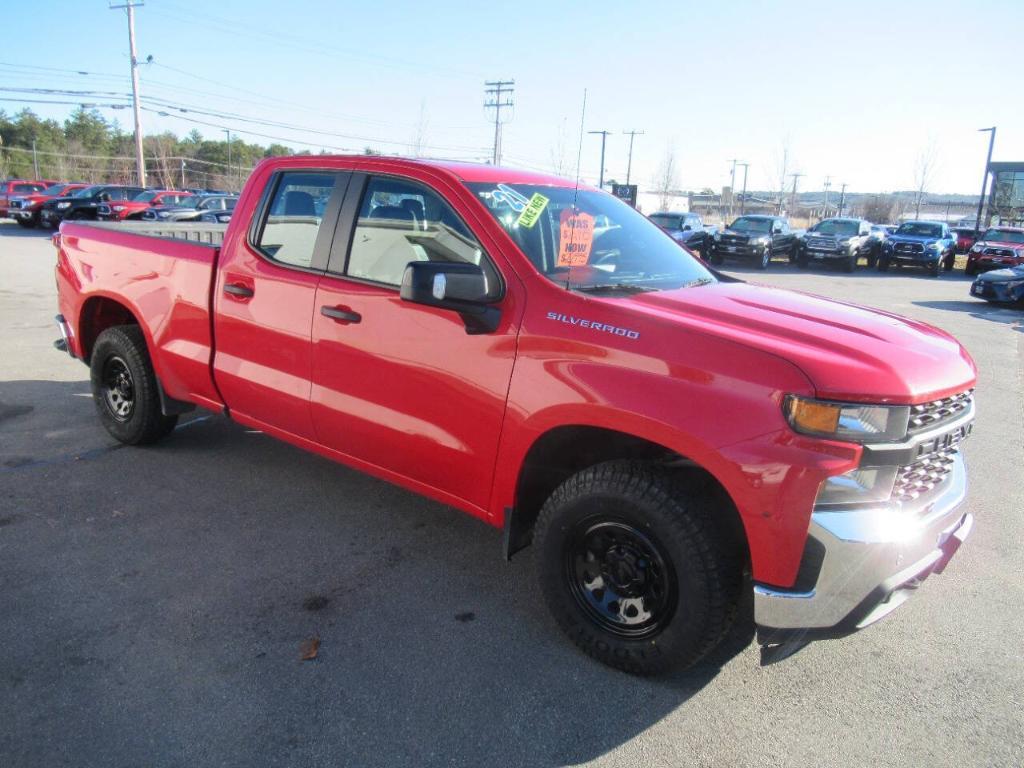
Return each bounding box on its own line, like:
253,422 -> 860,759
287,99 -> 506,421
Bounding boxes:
860,194 -> 897,223
549,118 -> 571,178
653,145 -> 678,212
410,100 -> 429,158
913,139 -> 940,219
774,138 -> 793,214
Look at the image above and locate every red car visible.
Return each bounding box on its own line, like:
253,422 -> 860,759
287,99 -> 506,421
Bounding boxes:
53,156 -> 976,674
951,226 -> 980,254
7,182 -> 90,228
0,179 -> 57,219
97,189 -> 195,221
965,226 -> 1024,275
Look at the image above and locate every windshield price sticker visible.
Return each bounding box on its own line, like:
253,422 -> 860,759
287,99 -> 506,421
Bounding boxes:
557,209 -> 595,267
516,193 -> 549,228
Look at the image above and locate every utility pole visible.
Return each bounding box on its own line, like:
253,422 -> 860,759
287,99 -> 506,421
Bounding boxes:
823,176 -> 831,217
484,80 -> 515,166
728,159 -> 738,220
180,159 -> 186,188
838,183 -> 848,217
623,129 -> 644,185
110,1 -> 146,187
975,127 -> 996,233
588,130 -> 611,189
32,139 -> 39,178
737,162 -> 750,215
787,172 -> 804,216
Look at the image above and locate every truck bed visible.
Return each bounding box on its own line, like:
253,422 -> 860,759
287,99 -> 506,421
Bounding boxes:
55,221 -> 224,412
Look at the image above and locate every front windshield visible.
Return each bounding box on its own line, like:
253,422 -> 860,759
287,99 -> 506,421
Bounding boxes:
649,213 -> 682,230
41,183 -> 69,197
982,228 -> 1024,244
729,217 -> 772,233
72,186 -> 100,198
132,190 -> 159,202
468,182 -> 715,292
812,220 -> 859,236
175,196 -> 200,208
896,222 -> 942,237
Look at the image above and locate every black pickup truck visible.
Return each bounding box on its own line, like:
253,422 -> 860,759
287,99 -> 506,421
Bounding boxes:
711,215 -> 798,269
648,211 -> 716,258
39,184 -> 145,227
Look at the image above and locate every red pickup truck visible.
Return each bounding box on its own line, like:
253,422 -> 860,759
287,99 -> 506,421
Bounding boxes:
8,182 -> 89,228
0,178 -> 55,219
53,156 -> 976,674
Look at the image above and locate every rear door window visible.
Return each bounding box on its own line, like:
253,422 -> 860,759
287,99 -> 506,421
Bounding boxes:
253,171 -> 344,270
341,176 -> 499,294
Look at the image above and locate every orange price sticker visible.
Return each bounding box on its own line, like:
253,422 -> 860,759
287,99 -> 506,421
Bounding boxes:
557,208 -> 595,267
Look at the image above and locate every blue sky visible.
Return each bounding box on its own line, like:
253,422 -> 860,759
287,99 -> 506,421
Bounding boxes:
2,0 -> 1022,194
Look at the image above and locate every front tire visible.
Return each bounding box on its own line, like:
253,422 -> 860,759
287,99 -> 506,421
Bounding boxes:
534,461 -> 741,675
843,251 -> 856,273
90,325 -> 178,445
878,256 -> 890,272
16,215 -> 37,229
929,260 -> 941,277
757,247 -> 771,270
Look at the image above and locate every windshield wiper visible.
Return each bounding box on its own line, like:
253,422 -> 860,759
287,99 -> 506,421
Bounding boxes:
681,277 -> 715,288
573,282 -> 658,294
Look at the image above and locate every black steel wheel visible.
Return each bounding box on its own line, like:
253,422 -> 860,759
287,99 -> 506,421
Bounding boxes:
565,519 -> 677,640
90,325 -> 178,444
100,355 -> 135,422
534,460 -> 742,675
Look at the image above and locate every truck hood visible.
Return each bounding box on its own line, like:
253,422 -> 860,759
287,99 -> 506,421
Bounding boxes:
625,282 -> 975,403
977,239 -> 1024,251
888,233 -> 940,244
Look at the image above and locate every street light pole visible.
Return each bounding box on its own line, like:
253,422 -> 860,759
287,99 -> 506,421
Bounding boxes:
975,127 -> 996,233
588,130 -> 611,189
623,129 -> 643,186
838,183 -> 848,217
738,162 -> 749,215
728,159 -> 738,220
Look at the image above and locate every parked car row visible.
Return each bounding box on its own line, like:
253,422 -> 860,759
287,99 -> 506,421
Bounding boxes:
0,177 -> 238,229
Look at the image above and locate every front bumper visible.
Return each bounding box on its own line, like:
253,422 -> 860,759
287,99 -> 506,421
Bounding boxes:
754,451 -> 971,640
39,208 -> 66,226
714,242 -> 765,258
971,279 -> 1024,304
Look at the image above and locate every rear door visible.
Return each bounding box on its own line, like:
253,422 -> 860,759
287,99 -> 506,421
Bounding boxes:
212,168 -> 349,439
309,171 -> 521,512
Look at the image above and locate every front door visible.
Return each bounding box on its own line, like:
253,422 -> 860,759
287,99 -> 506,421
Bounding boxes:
213,168 -> 348,439
310,173 -> 521,513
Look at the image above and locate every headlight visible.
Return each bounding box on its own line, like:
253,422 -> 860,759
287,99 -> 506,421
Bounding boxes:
753,236 -> 770,245
784,395 -> 910,443
970,244 -> 982,253
112,206 -> 126,212
157,211 -> 171,219
837,238 -> 851,245
713,232 -> 721,242
927,241 -> 942,250
56,202 -> 71,209
1003,279 -> 1024,291
816,466 -> 898,505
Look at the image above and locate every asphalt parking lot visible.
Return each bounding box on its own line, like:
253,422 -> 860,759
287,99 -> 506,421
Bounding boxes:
1,219 -> 1022,768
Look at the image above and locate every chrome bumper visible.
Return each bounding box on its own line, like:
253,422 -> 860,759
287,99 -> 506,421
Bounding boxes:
754,452 -> 971,637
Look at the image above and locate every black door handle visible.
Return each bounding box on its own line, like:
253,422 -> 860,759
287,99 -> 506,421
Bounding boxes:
321,306 -> 361,324
223,283 -> 254,298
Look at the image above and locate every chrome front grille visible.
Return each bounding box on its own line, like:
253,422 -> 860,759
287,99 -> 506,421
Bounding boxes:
908,389 -> 973,434
894,447 -> 958,503
806,238 -> 834,250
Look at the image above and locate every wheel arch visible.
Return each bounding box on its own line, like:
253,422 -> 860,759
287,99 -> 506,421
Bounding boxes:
78,294 -> 143,364
503,423 -> 748,566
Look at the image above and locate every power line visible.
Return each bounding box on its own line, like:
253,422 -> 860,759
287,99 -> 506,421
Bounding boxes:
484,80 -> 514,165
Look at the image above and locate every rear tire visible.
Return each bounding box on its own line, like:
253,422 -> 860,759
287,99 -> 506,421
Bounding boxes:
534,460 -> 741,676
90,325 -> 178,445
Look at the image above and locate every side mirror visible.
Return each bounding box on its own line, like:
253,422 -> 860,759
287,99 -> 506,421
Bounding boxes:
682,224 -> 692,231
400,261 -> 499,335
98,192 -> 110,202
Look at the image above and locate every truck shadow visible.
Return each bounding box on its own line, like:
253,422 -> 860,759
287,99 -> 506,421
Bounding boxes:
0,221 -> 56,238
0,378 -> 755,767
